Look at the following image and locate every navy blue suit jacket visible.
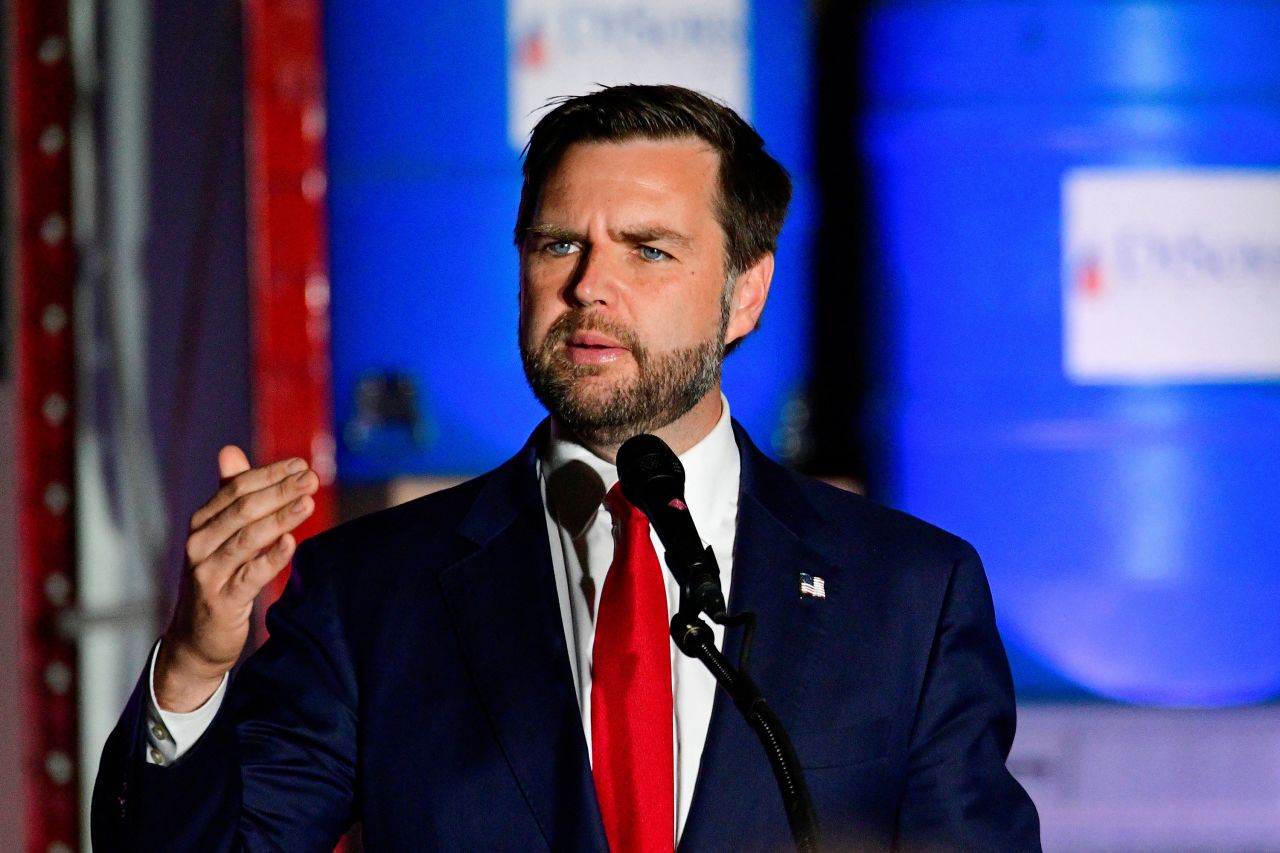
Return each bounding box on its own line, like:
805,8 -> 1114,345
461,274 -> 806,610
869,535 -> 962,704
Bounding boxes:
93,423 -> 1040,851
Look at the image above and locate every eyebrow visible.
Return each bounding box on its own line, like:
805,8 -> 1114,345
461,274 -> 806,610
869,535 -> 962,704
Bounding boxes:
616,224 -> 692,250
524,222 -> 693,250
524,223 -> 582,243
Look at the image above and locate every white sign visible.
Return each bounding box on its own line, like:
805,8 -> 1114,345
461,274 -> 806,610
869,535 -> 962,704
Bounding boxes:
506,0 -> 750,150
1063,169 -> 1280,382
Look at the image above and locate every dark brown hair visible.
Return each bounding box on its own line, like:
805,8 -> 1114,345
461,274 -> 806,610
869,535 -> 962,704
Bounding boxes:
515,84 -> 792,278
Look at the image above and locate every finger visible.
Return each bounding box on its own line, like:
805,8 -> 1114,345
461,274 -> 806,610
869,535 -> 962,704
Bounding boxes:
228,532 -> 297,602
190,455 -> 310,532
218,445 -> 252,483
207,494 -> 314,576
187,468 -> 318,565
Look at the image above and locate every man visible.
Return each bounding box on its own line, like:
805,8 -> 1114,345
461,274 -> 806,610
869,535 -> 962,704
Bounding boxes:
93,85 -> 1040,851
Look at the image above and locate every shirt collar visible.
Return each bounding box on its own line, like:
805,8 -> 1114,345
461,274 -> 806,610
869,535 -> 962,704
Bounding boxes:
540,396 -> 738,528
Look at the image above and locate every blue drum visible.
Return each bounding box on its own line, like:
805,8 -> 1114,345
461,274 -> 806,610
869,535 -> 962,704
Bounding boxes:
861,3 -> 1280,704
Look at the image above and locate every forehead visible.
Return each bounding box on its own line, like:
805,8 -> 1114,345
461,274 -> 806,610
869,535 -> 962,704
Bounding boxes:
535,138 -> 722,222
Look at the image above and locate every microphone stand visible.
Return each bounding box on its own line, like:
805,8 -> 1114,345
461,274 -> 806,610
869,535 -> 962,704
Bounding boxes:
670,603 -> 820,853
615,433 -> 817,849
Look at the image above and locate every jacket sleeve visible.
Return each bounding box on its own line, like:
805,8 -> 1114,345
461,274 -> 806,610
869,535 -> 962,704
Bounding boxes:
91,537 -> 359,852
893,543 -> 1042,851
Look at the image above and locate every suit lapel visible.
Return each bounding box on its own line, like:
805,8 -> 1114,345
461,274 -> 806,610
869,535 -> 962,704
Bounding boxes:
679,426 -> 839,851
437,434 -> 608,853
435,424 -> 841,851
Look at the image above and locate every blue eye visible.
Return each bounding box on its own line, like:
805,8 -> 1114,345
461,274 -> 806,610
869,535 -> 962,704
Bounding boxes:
545,241 -> 577,256
638,246 -> 669,262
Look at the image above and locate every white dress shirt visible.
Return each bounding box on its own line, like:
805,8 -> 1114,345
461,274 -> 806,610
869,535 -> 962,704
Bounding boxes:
539,399 -> 738,843
147,399 -> 741,846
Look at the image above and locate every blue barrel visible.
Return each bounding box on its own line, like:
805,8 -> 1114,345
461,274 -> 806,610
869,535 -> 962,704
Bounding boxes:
861,3 -> 1280,705
325,1 -> 814,479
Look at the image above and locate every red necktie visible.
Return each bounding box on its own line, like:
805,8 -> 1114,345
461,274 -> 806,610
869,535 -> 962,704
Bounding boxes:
592,483 -> 674,853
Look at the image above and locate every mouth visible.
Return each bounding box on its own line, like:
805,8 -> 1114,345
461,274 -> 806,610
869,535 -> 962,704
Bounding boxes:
565,330 -> 629,365
569,330 -> 623,348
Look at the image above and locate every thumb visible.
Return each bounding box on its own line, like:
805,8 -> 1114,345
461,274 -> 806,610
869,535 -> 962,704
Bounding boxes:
217,445 -> 252,483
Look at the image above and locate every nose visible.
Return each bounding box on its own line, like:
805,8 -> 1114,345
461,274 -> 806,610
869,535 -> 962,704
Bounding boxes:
566,247 -> 620,308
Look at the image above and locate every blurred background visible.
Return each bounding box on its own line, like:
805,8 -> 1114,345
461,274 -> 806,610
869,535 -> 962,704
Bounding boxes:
2,0 -> 1279,850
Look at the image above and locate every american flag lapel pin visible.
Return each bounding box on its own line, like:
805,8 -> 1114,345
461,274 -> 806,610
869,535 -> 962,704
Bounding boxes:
799,572 -> 826,600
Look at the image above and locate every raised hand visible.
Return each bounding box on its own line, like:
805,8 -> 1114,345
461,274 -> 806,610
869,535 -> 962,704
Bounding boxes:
154,446 -> 318,712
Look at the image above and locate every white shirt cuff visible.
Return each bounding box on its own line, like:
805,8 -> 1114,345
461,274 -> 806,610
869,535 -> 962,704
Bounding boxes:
143,640 -> 229,766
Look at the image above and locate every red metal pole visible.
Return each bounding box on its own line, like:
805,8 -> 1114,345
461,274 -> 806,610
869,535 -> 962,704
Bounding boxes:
12,0 -> 80,849
242,3 -> 346,847
243,0 -> 337,614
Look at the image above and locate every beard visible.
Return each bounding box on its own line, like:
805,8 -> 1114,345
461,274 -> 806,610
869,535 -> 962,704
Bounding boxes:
521,305 -> 729,447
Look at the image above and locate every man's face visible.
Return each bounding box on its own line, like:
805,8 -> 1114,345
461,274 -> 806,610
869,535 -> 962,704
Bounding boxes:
519,138 -> 757,446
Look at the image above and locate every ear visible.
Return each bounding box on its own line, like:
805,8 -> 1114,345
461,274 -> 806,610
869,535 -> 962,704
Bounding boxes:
724,252 -> 774,347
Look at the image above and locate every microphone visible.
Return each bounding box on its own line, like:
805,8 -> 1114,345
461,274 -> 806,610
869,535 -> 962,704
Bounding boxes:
616,434 -> 728,622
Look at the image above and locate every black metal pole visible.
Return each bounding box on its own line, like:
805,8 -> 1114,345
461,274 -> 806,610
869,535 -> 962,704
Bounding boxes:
671,612 -> 819,853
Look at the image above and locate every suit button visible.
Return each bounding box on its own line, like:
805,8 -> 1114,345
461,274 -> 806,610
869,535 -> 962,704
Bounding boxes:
149,747 -> 166,766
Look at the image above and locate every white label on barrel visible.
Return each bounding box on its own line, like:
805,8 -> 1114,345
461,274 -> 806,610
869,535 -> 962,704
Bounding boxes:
506,0 -> 750,151
1064,169 -> 1280,382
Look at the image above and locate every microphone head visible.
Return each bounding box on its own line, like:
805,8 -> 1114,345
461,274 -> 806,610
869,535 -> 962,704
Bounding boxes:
616,434 -> 685,516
